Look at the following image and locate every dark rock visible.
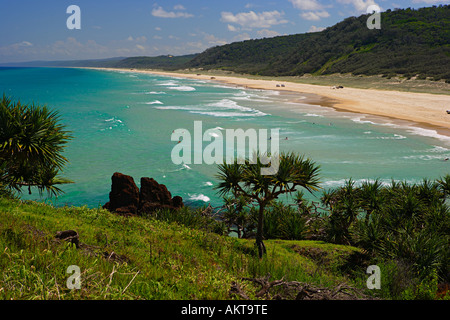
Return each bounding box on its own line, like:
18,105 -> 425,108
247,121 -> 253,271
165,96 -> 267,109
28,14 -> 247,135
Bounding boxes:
103,172 -> 139,215
139,177 -> 183,214
103,173 -> 184,215
172,195 -> 184,208
139,177 -> 173,206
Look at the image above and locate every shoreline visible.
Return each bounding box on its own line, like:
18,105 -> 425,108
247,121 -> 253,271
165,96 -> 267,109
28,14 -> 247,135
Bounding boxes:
80,67 -> 450,137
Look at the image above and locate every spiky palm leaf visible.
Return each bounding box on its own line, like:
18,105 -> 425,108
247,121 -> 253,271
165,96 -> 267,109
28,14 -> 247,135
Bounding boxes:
0,94 -> 72,196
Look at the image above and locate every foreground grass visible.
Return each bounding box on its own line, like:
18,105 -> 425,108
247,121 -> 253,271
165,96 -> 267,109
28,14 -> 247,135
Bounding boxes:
0,198 -> 371,300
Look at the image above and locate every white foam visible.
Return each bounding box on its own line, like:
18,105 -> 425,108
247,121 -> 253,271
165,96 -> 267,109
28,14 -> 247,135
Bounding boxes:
168,86 -> 196,92
370,134 -> 407,140
104,117 -> 123,124
145,91 -> 166,95
158,80 -> 179,86
203,182 -> 213,186
189,111 -> 266,117
402,154 -> 450,161
406,127 -> 450,142
188,194 -> 210,202
145,100 -> 164,105
205,99 -> 268,116
208,132 -> 221,138
206,99 -> 250,111
174,164 -> 192,171
304,113 -> 324,117
156,98 -> 268,117
350,116 -> 377,125
155,106 -> 202,111
428,145 -> 450,152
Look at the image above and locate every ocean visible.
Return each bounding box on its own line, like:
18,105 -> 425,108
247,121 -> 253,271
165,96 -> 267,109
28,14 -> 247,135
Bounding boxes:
1,67 -> 449,208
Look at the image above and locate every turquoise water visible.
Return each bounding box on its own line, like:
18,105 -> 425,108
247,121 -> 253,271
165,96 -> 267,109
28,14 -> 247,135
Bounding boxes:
1,67 -> 449,208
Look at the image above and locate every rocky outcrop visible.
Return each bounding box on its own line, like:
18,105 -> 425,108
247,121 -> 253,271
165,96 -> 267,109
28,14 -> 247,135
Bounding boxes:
103,172 -> 183,215
103,172 -> 140,215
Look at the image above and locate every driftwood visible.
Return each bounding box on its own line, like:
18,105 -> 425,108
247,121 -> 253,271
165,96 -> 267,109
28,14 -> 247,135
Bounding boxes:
55,230 -> 79,248
54,230 -> 128,263
230,274 -> 372,300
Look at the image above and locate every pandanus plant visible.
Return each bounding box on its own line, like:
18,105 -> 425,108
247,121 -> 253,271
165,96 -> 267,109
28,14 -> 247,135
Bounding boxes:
0,94 -> 73,197
215,152 -> 321,258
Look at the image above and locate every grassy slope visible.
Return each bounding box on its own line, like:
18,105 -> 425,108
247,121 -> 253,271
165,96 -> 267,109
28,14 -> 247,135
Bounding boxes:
0,198 -> 369,300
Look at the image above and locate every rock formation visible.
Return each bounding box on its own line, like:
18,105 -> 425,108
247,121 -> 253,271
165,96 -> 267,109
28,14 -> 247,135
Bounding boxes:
103,172 -> 183,215
103,172 -> 140,215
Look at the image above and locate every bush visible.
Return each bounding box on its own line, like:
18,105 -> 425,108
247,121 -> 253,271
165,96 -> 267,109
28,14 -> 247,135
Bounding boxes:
321,177 -> 450,291
263,202 -> 307,240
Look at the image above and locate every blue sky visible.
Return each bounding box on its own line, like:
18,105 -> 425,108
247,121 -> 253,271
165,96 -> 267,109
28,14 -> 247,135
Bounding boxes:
0,0 -> 448,63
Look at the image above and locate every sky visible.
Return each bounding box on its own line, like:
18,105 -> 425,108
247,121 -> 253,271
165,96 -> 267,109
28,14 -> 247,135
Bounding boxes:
0,0 -> 448,63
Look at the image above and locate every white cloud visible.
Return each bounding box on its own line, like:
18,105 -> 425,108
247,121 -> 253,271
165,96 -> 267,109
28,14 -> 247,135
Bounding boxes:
290,0 -> 330,21
308,25 -> 326,32
173,5 -> 186,10
49,38 -> 108,57
257,29 -> 280,38
232,33 -> 252,42
17,41 -> 33,47
227,24 -> 239,32
301,10 -> 330,21
337,0 -> 379,12
220,10 -> 289,29
126,36 -> 147,43
151,6 -> 194,18
203,33 -> 228,46
289,0 -> 324,10
0,41 -> 34,58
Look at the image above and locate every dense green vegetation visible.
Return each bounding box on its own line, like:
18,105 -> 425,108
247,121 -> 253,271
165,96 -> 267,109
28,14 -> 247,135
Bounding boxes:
215,175 -> 450,300
112,55 -> 198,70
187,5 -> 450,81
0,95 -> 72,197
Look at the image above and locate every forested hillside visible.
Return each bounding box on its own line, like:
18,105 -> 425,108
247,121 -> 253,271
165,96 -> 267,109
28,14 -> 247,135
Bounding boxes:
187,5 -> 450,81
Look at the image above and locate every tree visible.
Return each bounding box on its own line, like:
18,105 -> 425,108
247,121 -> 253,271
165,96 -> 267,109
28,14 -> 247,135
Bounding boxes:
0,94 -> 73,197
215,152 -> 321,258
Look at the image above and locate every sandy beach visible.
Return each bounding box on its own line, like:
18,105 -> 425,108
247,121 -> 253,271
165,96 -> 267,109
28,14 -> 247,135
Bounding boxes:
85,67 -> 450,132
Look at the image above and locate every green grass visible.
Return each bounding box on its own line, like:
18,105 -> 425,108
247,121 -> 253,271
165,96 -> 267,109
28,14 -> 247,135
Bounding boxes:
0,197 -> 371,300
